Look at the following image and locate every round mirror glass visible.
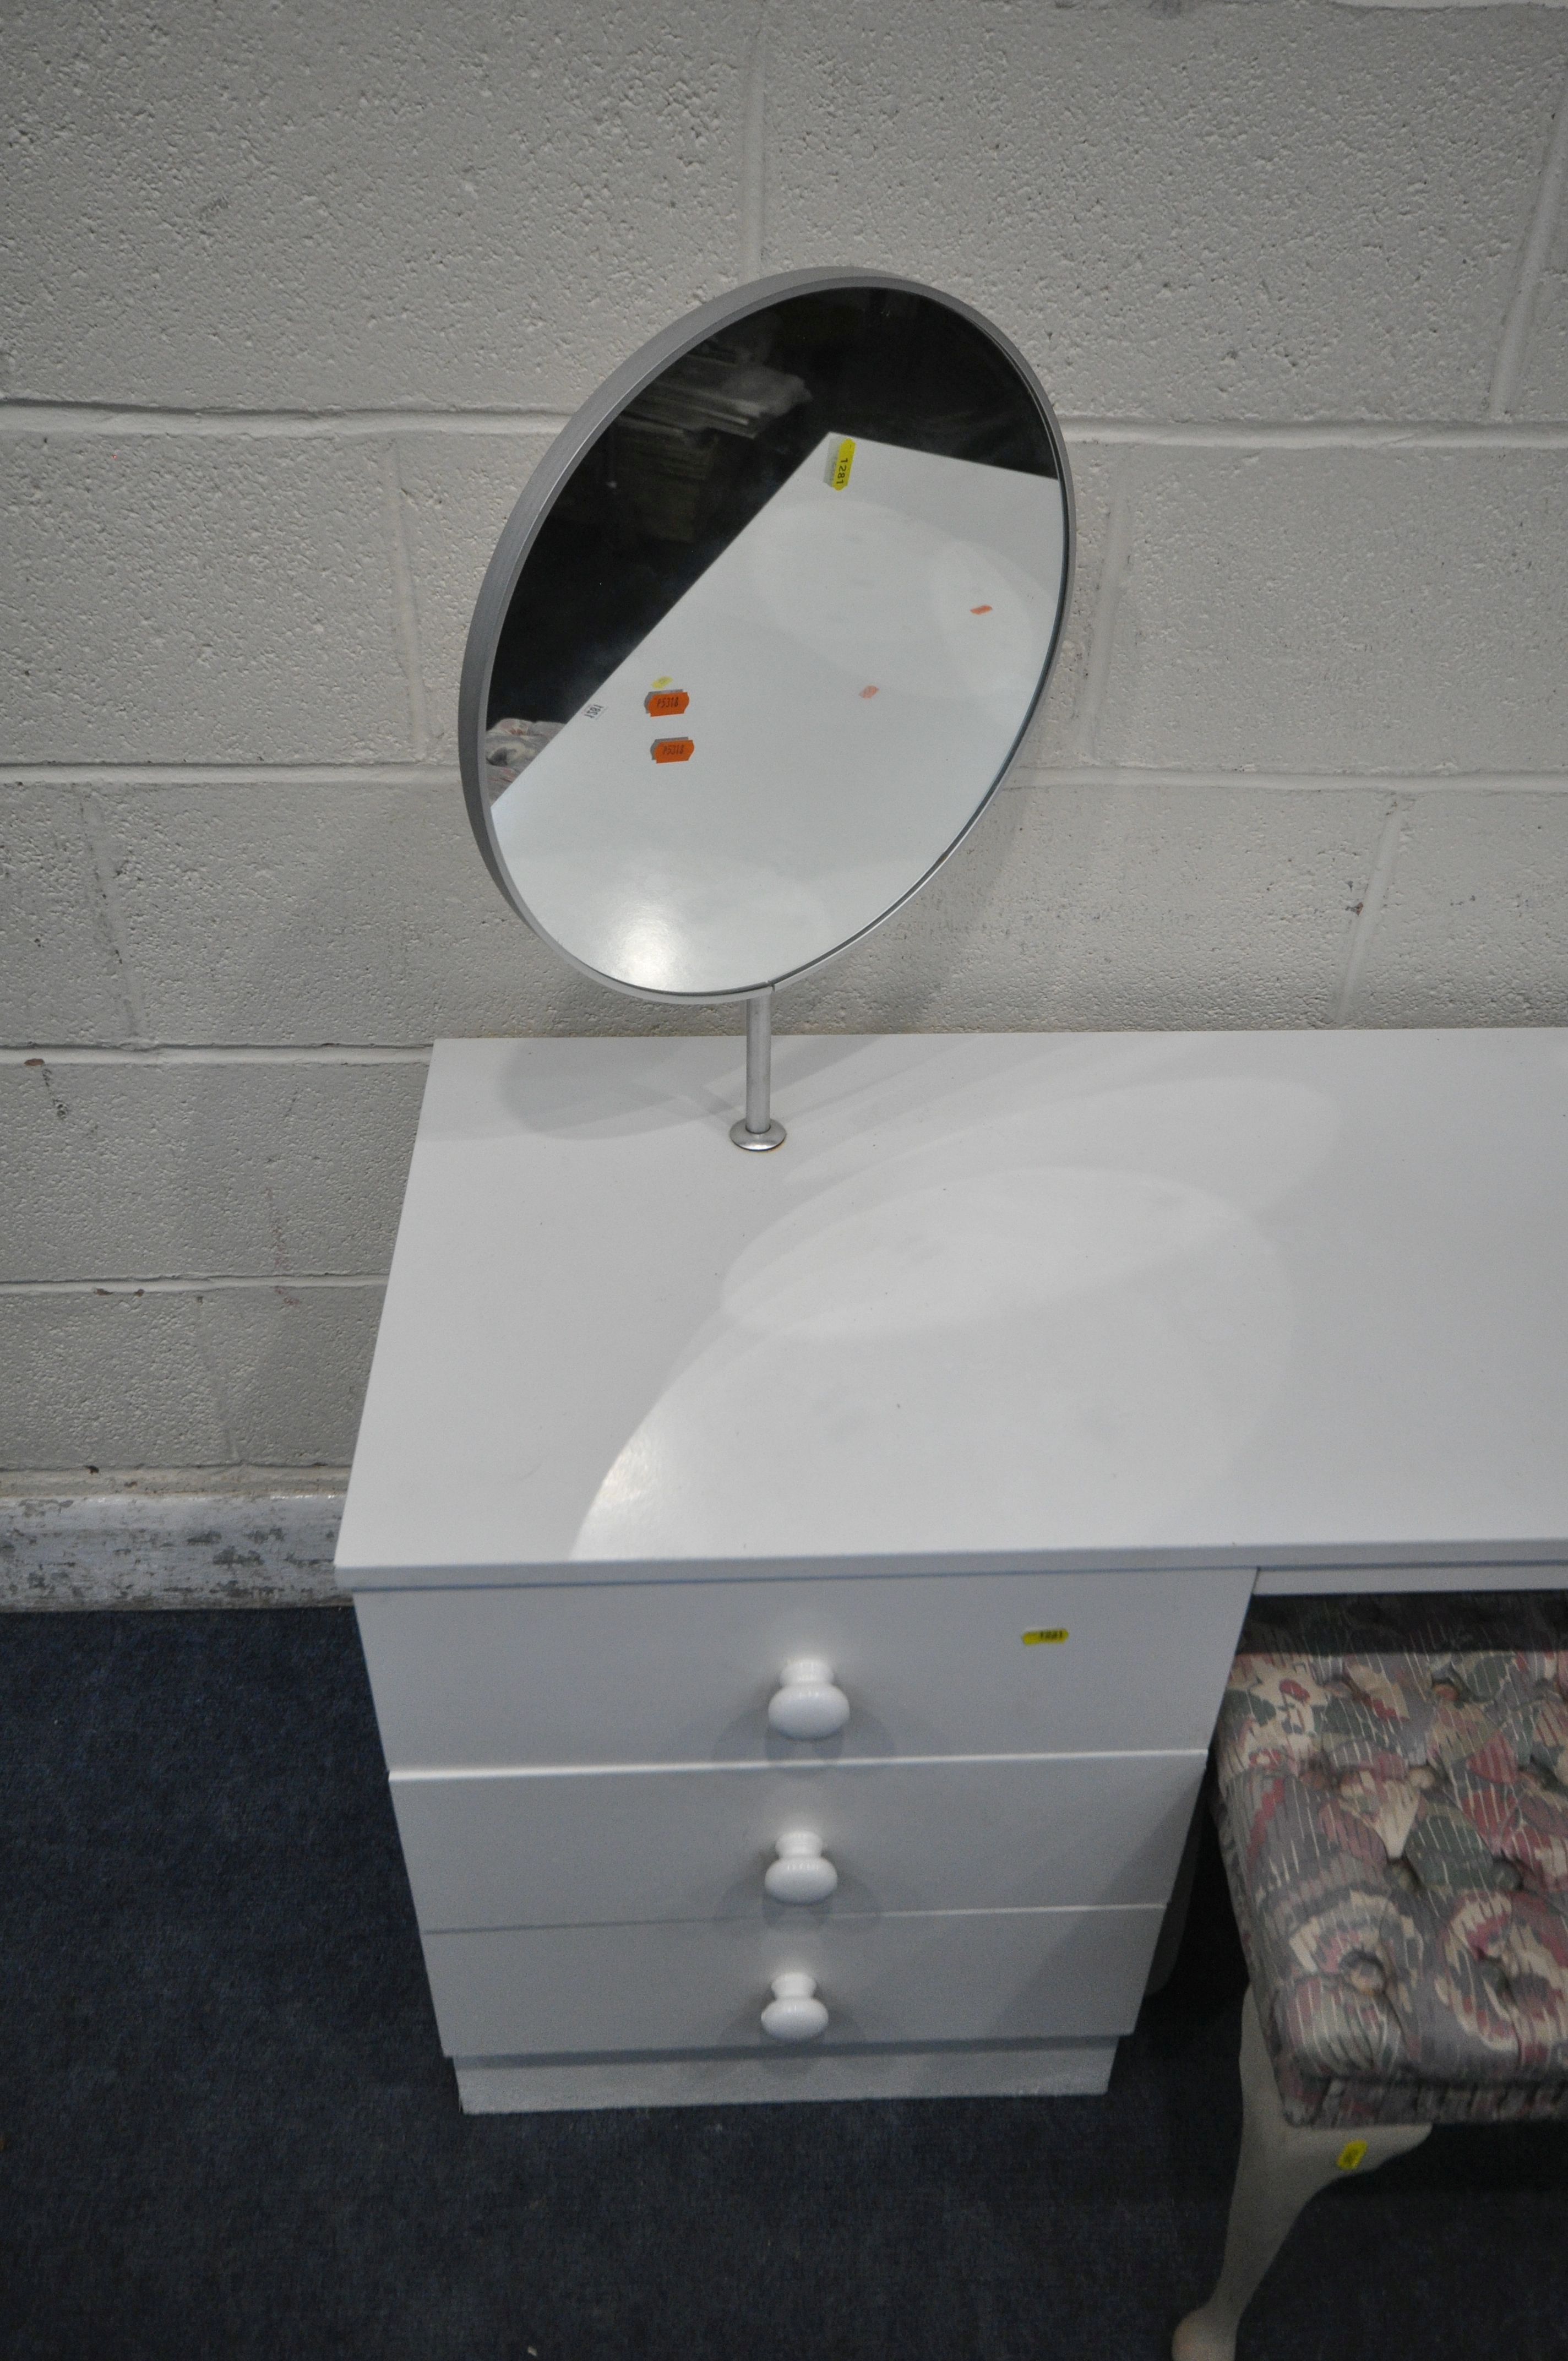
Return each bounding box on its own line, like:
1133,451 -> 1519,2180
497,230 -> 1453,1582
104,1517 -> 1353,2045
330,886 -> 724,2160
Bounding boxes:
460,271 -> 1073,1002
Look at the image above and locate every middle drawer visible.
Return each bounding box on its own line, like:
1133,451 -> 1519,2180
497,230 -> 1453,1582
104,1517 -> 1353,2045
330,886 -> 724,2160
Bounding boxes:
390,1750 -> 1206,1932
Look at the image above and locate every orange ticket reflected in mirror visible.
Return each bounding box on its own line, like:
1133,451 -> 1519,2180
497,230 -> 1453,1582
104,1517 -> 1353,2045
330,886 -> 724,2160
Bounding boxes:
645,688 -> 690,716
651,737 -> 695,764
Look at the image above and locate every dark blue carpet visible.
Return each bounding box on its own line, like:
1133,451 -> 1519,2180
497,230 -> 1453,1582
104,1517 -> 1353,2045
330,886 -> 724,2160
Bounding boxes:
1,1608 -> 1564,2360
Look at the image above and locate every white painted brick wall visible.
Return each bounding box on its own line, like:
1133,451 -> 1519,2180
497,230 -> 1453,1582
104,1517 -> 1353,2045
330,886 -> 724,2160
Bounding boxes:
1,0 -> 751,411
1090,448 -> 1568,774
764,0 -> 1568,421
0,1057 -> 425,1279
2,438 -> 412,761
1,1286 -> 377,1471
787,780 -> 1398,1035
396,435 -> 556,758
4,0 -> 1567,1484
1357,791 -> 1568,1022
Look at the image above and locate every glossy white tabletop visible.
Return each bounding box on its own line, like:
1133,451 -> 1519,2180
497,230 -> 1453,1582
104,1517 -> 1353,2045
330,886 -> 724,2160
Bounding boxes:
336,1030 -> 1568,1586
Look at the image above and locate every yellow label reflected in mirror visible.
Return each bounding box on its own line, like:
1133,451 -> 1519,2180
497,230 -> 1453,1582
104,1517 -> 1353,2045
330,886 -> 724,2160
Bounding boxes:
828,437 -> 856,491
1022,1629 -> 1069,1646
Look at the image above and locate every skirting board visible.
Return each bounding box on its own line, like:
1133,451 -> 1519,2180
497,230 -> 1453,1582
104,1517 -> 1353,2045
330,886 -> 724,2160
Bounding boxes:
454,2039 -> 1117,2113
0,1482 -> 348,1609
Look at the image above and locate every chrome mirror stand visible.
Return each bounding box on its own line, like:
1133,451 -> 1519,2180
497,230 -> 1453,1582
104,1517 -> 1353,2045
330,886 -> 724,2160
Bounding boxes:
730,991 -> 786,1152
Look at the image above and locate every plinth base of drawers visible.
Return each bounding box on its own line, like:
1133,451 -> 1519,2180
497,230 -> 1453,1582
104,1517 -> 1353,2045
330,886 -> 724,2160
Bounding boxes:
454,2037 -> 1117,2113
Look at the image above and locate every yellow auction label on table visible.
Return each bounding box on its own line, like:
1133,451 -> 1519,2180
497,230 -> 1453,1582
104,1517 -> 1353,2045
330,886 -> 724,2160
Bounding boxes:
1336,2141 -> 1368,2173
828,437 -> 856,490
1021,1629 -> 1069,1646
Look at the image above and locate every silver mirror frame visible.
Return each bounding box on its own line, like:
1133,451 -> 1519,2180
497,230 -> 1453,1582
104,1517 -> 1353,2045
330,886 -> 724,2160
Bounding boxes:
458,266 -> 1076,1008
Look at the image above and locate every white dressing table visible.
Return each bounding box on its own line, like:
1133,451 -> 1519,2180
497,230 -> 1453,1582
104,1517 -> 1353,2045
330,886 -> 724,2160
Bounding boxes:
336,1027 -> 1568,2112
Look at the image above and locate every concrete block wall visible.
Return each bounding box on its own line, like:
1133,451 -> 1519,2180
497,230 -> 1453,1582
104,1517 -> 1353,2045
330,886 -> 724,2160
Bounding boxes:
5,0 -> 1568,1507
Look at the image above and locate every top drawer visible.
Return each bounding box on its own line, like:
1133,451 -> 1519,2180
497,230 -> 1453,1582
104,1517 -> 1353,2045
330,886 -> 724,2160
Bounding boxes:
355,1565 -> 1251,1770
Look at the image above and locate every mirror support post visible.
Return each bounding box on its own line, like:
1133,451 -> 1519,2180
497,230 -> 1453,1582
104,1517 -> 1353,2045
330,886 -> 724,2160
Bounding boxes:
731,991 -> 787,1151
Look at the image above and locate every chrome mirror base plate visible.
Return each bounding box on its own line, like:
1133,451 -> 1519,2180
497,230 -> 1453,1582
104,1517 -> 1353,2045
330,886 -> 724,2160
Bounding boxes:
729,1118 -> 786,1152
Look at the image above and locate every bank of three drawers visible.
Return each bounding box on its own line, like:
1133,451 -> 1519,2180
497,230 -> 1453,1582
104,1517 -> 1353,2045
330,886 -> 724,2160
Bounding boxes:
355,1566 -> 1253,2063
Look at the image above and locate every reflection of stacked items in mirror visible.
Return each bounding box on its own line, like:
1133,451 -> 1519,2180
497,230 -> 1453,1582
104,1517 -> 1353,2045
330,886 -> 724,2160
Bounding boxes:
482,717 -> 563,802
615,344 -> 807,543
627,351 -> 808,437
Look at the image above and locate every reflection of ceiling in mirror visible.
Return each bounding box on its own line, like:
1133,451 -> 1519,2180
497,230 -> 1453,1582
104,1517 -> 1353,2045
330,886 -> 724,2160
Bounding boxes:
489,433 -> 1063,997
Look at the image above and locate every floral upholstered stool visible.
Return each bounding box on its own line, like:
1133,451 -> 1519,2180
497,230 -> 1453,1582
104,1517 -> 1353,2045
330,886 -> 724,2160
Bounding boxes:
1174,1613 -> 1568,2361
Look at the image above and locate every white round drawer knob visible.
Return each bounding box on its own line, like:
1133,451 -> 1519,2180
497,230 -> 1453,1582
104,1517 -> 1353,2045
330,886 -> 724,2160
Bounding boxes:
764,1831 -> 840,1905
767,1657 -> 850,1740
760,1972 -> 829,2042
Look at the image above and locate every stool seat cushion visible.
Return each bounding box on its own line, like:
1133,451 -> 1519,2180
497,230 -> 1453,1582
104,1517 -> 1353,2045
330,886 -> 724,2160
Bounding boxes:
1215,1648 -> 1568,2128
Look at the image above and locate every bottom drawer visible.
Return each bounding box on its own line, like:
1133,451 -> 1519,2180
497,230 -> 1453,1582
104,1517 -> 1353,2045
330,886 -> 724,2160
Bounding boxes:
422,1905 -> 1165,2057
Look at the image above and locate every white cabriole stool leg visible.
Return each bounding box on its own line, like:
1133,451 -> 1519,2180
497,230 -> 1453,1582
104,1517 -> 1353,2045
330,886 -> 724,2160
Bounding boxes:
1172,1988 -> 1431,2361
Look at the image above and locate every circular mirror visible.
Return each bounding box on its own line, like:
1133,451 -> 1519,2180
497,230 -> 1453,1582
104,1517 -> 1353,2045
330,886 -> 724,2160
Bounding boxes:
460,269 -> 1074,1005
